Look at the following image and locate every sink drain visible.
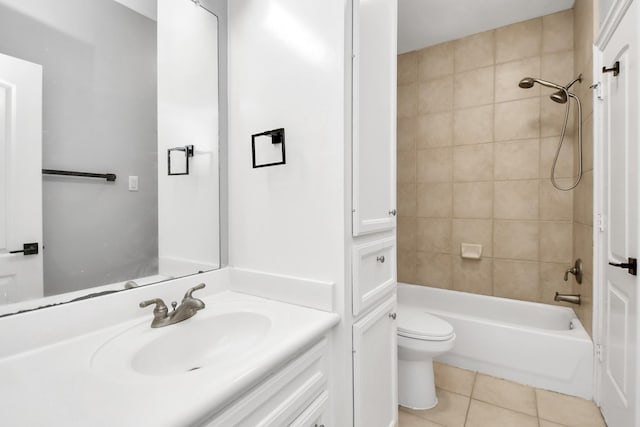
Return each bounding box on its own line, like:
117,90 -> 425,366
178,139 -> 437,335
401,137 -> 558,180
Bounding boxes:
187,366 -> 201,372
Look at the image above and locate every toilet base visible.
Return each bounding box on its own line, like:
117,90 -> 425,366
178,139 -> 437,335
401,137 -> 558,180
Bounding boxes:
398,358 -> 438,410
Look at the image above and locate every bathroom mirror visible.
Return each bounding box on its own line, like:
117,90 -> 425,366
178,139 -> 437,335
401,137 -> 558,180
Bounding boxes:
0,0 -> 222,315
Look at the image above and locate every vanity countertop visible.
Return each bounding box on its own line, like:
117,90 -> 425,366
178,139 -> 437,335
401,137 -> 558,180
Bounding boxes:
0,291 -> 339,427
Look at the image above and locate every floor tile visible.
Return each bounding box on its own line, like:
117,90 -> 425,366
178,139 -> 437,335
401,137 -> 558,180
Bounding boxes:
398,408 -> 444,426
404,388 -> 470,427
434,362 -> 476,396
465,400 -> 538,427
536,389 -> 607,427
471,373 -> 537,416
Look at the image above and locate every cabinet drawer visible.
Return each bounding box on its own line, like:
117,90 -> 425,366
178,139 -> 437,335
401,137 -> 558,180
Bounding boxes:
204,339 -> 328,427
352,237 -> 396,316
289,390 -> 328,427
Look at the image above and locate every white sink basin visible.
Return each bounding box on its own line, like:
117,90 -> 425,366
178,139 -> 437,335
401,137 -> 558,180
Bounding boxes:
91,311 -> 271,377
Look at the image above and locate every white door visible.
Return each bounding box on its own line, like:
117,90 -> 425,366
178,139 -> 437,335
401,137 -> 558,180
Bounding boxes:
0,53 -> 43,304
353,296 -> 397,427
352,0 -> 397,236
597,2 -> 639,426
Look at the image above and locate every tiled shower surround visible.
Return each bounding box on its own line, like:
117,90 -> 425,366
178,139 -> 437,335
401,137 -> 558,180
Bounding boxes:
571,0 -> 595,337
397,7 -> 594,334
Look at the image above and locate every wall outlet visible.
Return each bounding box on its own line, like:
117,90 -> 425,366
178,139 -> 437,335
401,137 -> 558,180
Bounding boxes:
128,176 -> 139,191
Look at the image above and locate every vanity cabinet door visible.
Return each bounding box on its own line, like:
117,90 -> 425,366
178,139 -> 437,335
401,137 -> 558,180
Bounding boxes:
204,339 -> 328,427
352,0 -> 397,236
353,296 -> 397,427
289,391 -> 329,427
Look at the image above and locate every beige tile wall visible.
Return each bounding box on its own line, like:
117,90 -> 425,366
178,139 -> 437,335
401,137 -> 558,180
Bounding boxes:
572,0 -> 595,336
397,10 -> 582,307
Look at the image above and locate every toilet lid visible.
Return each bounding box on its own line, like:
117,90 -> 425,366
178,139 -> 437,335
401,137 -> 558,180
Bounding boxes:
397,306 -> 455,341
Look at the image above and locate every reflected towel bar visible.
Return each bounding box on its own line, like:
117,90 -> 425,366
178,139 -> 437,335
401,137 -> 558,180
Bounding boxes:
42,169 -> 117,182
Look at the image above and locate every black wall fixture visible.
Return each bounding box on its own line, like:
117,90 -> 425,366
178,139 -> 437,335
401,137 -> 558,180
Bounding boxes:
42,169 -> 116,182
252,128 -> 285,168
168,145 -> 194,176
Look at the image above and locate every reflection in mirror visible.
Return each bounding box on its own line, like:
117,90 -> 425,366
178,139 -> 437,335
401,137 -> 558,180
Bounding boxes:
0,0 -> 220,315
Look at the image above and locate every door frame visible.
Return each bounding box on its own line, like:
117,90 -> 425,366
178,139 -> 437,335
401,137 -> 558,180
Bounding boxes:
593,0 -> 638,417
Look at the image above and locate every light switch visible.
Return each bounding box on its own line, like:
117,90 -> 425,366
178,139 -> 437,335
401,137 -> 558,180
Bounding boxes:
128,176 -> 139,191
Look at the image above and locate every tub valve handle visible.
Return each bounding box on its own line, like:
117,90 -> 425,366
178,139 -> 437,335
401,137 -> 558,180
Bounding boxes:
389,312 -> 397,320
564,259 -> 583,284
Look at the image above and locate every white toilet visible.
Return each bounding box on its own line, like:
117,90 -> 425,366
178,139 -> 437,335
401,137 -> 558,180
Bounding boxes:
397,304 -> 456,410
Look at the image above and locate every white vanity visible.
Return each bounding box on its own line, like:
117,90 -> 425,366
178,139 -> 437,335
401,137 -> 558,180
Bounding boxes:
0,270 -> 338,426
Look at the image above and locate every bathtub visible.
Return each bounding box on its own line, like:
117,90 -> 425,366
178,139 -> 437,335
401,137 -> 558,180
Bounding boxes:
398,283 -> 594,399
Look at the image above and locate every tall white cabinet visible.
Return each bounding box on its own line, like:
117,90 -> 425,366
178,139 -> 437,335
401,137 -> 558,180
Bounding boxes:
350,1 -> 398,426
352,0 -> 397,237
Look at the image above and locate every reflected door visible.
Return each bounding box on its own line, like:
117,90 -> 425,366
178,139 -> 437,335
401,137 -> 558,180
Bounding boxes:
0,53 -> 43,303
598,2 -> 639,426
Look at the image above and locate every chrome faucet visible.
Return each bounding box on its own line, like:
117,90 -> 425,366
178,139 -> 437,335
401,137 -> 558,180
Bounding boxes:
139,283 -> 206,328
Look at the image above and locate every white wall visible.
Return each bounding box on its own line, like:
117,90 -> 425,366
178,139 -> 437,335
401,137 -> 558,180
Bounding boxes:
227,1 -> 351,423
228,0 -> 346,281
158,0 -> 220,277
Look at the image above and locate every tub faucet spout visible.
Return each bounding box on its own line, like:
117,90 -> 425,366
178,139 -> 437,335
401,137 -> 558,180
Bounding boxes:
554,292 -> 581,305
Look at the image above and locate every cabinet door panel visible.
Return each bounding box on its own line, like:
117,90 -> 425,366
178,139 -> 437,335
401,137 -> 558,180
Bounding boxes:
353,296 -> 397,427
352,0 -> 397,236
352,237 -> 396,316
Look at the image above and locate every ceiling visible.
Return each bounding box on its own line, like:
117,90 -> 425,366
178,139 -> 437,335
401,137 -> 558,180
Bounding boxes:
398,0 -> 575,54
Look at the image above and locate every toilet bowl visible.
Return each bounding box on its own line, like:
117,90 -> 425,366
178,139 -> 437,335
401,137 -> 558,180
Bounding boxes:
397,304 -> 456,410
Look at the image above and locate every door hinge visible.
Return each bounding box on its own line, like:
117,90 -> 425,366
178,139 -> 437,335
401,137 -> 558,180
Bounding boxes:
591,81 -> 604,100
596,344 -> 603,362
595,213 -> 605,232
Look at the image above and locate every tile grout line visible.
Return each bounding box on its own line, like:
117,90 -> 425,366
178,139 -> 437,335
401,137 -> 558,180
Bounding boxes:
462,371 -> 478,426
469,395 -> 540,420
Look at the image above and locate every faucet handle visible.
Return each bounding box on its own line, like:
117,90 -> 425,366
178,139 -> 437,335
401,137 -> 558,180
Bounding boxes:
564,259 -> 583,284
139,298 -> 169,315
184,283 -> 206,299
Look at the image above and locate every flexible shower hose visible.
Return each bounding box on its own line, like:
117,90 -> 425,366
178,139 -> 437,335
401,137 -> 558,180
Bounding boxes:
550,87 -> 583,191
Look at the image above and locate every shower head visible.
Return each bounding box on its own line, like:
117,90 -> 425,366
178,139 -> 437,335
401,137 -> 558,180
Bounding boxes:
518,77 -> 535,89
519,74 -> 582,104
552,75 -> 583,103
550,90 -> 568,104
518,77 -> 565,91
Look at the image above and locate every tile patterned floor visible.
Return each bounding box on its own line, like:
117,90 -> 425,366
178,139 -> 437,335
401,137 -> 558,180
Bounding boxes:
398,362 -> 608,427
